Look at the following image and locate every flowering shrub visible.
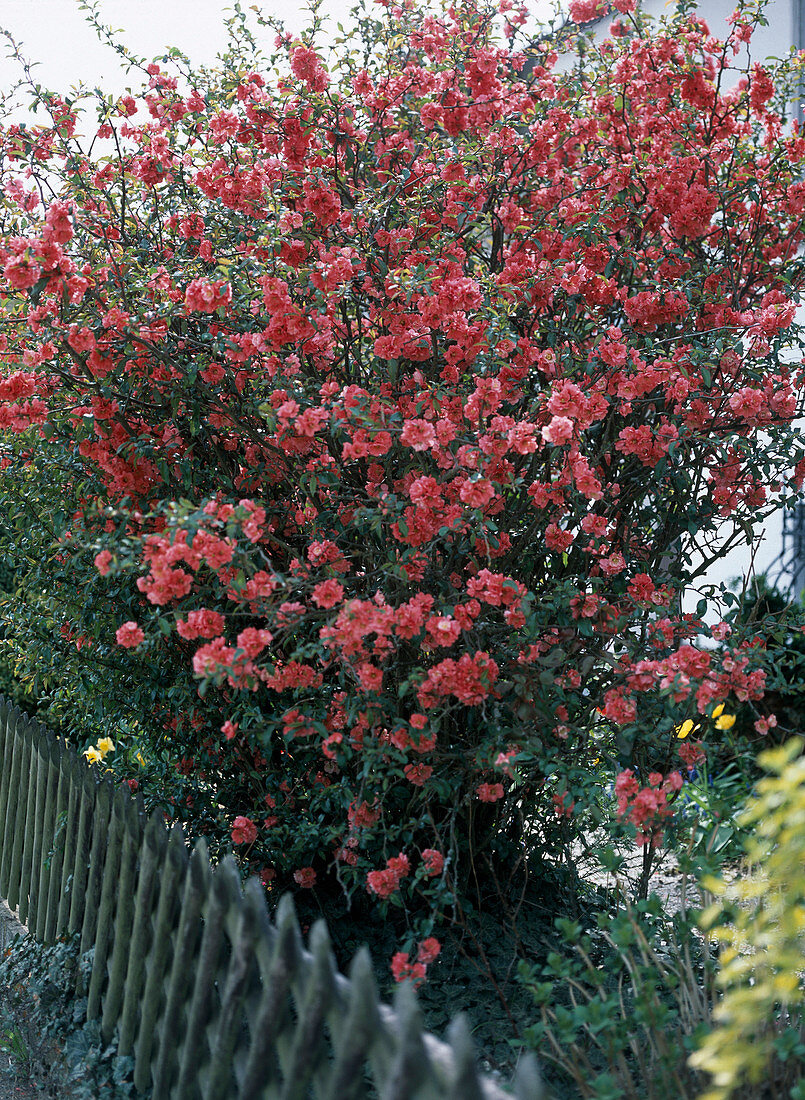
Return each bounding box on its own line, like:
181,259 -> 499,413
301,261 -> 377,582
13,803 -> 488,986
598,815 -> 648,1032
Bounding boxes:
0,0 -> 804,971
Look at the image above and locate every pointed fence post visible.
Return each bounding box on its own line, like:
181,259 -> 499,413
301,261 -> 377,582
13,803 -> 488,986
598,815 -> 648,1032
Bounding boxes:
151,840 -> 211,1100
132,824 -> 188,1093
0,701 -> 16,886
87,784 -> 129,1022
18,720 -> 42,927
2,709 -> 27,910
36,735 -> 65,942
101,793 -> 144,1044
80,776 -> 113,959
55,750 -> 82,939
117,810 -> 167,1059
68,766 -> 96,939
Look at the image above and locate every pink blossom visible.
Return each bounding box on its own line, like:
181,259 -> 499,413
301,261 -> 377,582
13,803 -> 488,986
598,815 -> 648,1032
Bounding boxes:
404,763 -> 433,786
477,782 -> 505,803
541,416 -> 574,445
400,419 -> 437,451
4,255 -> 41,290
421,849 -> 444,876
184,277 -> 231,313
94,550 -> 113,576
116,621 -> 145,648
231,816 -> 258,845
311,579 -> 344,608
221,720 -> 239,741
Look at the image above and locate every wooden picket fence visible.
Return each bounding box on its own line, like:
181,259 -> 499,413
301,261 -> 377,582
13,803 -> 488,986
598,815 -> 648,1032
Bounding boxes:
0,700 -> 542,1099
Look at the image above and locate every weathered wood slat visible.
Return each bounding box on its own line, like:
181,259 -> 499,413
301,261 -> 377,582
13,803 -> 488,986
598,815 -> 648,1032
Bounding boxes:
36,735 -> 63,941
118,810 -> 167,1058
205,877 -> 264,1100
101,795 -> 143,1043
280,919 -> 340,1100
80,776 -> 113,956
27,726 -> 53,933
133,824 -> 188,1093
0,701 -> 16,887
86,782 -> 126,1018
68,767 -> 95,938
18,720 -> 43,927
175,852 -> 237,1100
239,894 -> 303,1100
56,750 -> 82,938
196,859 -> 248,1100
321,948 -> 379,1100
43,738 -> 69,942
3,709 -> 27,910
152,841 -> 210,1100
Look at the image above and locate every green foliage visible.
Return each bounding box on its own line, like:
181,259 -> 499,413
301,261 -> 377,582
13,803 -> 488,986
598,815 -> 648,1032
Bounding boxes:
518,895 -> 716,1099
0,933 -> 146,1099
693,738 -> 805,1099
721,575 -> 805,749
0,1012 -> 31,1082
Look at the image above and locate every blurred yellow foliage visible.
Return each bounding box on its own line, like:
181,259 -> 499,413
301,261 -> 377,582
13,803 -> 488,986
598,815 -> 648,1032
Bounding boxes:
692,738 -> 805,1099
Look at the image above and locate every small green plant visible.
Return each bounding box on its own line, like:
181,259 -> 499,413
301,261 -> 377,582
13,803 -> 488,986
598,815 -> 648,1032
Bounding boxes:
0,1012 -> 30,1078
518,893 -> 716,1100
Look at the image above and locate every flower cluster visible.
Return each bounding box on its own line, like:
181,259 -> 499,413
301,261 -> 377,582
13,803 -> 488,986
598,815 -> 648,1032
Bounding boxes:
390,937 -> 442,987
83,737 -> 115,765
615,770 -> 684,848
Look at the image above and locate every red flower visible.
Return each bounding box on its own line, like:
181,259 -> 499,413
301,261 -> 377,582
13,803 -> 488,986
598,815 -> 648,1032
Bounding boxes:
390,951 -> 427,986
367,852 -> 410,898
421,849 -> 444,876
3,255 -> 41,290
404,763 -> 433,787
678,740 -> 706,769
477,782 -> 504,803
366,869 -> 400,899
311,579 -> 344,609
417,937 -> 441,965
115,621 -> 145,649
94,550 -> 113,576
184,277 -> 231,313
177,608 -> 226,640
293,866 -> 317,889
231,816 -> 258,845
391,951 -> 412,981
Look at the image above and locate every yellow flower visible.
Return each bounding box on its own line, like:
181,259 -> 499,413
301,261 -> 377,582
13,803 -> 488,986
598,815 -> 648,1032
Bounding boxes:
676,719 -> 698,740
712,703 -> 725,718
97,737 -> 115,758
715,713 -> 736,731
84,746 -> 102,764
136,751 -> 146,767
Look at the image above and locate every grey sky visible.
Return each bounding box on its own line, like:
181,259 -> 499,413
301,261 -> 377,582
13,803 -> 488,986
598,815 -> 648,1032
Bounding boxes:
0,0 -> 357,94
